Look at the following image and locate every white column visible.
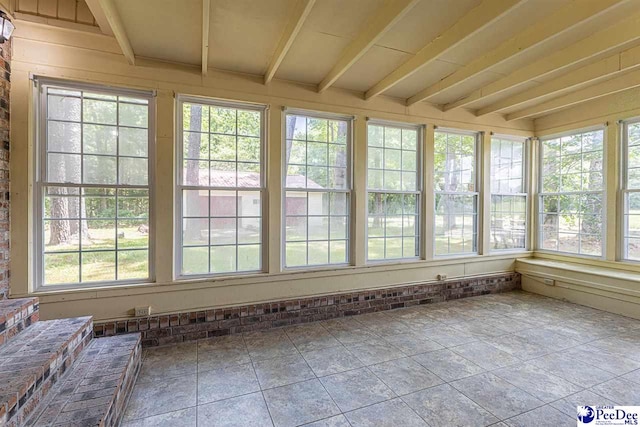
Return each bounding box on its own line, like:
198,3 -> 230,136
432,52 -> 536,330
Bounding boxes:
479,131 -> 492,255
268,105 -> 283,273
153,90 -> 175,283
605,122 -> 620,261
423,124 -> 435,260
353,115 -> 367,267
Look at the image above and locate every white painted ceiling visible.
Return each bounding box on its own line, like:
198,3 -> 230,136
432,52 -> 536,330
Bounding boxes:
74,0 -> 640,119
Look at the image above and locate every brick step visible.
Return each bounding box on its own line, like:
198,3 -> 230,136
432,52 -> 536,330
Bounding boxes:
0,298 -> 39,347
0,316 -> 93,426
25,334 -> 141,427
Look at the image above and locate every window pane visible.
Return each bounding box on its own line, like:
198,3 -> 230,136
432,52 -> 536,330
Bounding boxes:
284,113 -> 351,268
117,250 -> 149,280
81,251 -> 116,282
83,155 -> 117,185
119,158 -> 148,185
120,127 -> 148,157
45,253 -> 79,285
625,123 -> 640,259
366,193 -> 420,261
48,94 -> 80,121
491,137 -> 526,251
83,98 -> 117,125
366,123 -> 420,261
435,194 -> 477,256
539,129 -> 604,257
119,102 -> 148,127
434,131 -> 476,192
84,124 -> 117,155
40,85 -> 151,287
434,130 -> 478,256
285,114 -> 349,191
48,153 -> 81,184
180,102 -> 264,275
48,121 -> 81,153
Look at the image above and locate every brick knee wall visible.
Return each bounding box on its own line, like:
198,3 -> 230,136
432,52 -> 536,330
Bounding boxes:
0,38 -> 9,300
94,272 -> 521,347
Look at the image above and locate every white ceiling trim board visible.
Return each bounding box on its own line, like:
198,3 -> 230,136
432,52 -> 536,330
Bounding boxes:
507,68 -> 640,120
86,0 -> 135,65
443,8 -> 640,112
202,0 -> 210,76
406,0 -> 629,106
264,0 -> 316,85
364,0 -> 525,100
477,46 -> 640,116
317,0 -> 420,93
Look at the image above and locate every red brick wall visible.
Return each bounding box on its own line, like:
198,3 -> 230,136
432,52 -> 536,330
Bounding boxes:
0,37 -> 9,299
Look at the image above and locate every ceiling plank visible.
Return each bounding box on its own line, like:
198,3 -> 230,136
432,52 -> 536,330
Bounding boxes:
477,46 -> 640,116
406,0 -> 628,107
86,0 -> 134,65
318,0 -> 420,93
364,0 -> 525,100
264,0 -> 316,85
443,10 -> 640,112
506,69 -> 640,120
202,0 -> 210,76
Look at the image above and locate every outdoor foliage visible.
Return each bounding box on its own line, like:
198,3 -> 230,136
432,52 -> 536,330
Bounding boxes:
367,123 -> 419,260
540,130 -> 603,255
43,88 -> 149,285
284,114 -> 349,267
434,131 -> 477,255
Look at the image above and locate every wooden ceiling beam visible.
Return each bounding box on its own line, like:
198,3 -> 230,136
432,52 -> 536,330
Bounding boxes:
477,46 -> 640,116
364,0 -> 525,100
444,10 -> 640,113
264,0 -> 316,85
202,0 -> 210,76
317,0 -> 420,93
86,0 -> 135,65
506,69 -> 640,120
406,0 -> 628,107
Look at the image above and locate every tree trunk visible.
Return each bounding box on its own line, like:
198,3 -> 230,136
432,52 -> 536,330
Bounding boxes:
438,152 -> 458,230
186,105 -> 203,241
582,158 -> 602,234
285,116 -> 296,171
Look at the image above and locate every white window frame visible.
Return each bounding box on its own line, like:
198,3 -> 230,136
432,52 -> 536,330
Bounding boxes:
536,126 -> 606,259
282,108 -> 354,270
33,77 -> 156,290
489,134 -> 529,253
365,118 -> 423,262
621,118 -> 640,262
175,95 -> 268,279
433,128 -> 480,257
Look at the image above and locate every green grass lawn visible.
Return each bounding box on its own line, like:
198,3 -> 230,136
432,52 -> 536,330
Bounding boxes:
44,226 -> 149,285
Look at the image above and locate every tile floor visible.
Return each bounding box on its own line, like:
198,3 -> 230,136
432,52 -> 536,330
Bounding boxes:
122,291 -> 640,427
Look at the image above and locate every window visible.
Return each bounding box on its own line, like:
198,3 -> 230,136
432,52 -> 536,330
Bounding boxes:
490,136 -> 527,250
623,120 -> 640,260
433,130 -> 478,255
367,121 -> 420,260
539,129 -> 604,256
284,111 -> 351,267
178,98 -> 265,276
36,80 -> 152,287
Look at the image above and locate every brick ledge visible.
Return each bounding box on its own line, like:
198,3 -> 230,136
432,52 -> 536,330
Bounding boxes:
94,272 -> 521,347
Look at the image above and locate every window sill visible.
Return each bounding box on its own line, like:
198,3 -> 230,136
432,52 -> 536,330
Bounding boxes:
516,257 -> 640,299
532,251 -> 640,274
